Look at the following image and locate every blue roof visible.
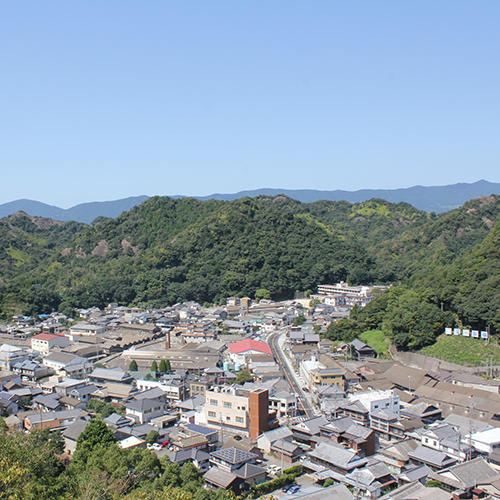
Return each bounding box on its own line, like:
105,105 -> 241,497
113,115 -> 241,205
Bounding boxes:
184,423 -> 217,435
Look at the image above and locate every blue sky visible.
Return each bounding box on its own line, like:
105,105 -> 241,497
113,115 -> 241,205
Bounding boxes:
1,1 -> 499,207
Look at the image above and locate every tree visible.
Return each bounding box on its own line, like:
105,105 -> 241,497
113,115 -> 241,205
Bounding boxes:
255,288 -> 271,301
159,359 -> 171,373
129,360 -> 138,371
293,315 -> 305,327
235,369 -> 253,385
146,430 -> 159,444
87,399 -> 116,418
151,360 -> 158,373
323,478 -> 334,488
72,418 -> 116,468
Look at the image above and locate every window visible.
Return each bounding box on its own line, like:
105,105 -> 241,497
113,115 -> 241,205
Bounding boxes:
241,406 -> 246,411
208,411 -> 216,417
223,402 -> 232,409
210,399 -> 218,406
236,416 -> 244,423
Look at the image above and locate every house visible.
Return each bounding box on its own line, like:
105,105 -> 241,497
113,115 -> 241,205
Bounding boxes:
89,367 -> 133,385
320,417 -> 376,456
470,427 -> 500,455
270,438 -> 303,463
0,344 -> 31,370
171,433 -> 209,452
209,447 -> 257,473
291,415 -> 328,446
398,464 -> 432,485
349,339 -> 376,360
135,378 -> 188,402
378,439 -> 420,473
408,445 -> 457,471
345,461 -> 396,496
299,355 -> 345,391
63,417 -> 90,455
257,425 -> 293,453
181,423 -> 219,445
24,409 -> 87,431
370,409 -> 420,441
31,333 -> 69,355
306,441 -> 368,474
0,392 -> 19,415
42,352 -> 90,378
228,339 -> 272,366
167,448 -> 211,472
204,447 -> 266,491
380,481 -> 451,500
33,393 -> 62,412
91,382 -> 137,402
420,423 -> 472,462
104,413 -> 133,428
69,322 -> 107,338
427,457 -> 498,495
268,391 -> 297,418
125,397 -> 167,424
400,401 -> 442,423
12,359 -> 50,381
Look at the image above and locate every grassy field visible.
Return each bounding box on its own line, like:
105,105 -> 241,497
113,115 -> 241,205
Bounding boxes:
421,335 -> 500,366
359,330 -> 389,356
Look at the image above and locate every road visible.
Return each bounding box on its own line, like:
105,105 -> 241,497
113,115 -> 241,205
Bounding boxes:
268,328 -> 315,419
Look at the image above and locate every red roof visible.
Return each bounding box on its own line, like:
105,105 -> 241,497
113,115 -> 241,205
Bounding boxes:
31,333 -> 63,341
229,339 -> 272,355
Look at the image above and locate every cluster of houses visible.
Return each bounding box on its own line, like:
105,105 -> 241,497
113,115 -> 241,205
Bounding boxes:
1,288 -> 500,499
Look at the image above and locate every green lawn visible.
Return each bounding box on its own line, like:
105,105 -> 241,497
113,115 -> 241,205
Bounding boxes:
421,335 -> 500,366
359,330 -> 389,356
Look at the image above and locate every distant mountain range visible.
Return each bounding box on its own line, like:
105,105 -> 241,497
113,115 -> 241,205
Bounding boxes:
0,196 -> 149,224
1,180 -> 498,223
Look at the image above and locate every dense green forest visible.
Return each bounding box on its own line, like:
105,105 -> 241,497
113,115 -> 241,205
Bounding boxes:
0,420 -> 235,500
0,194 -> 498,348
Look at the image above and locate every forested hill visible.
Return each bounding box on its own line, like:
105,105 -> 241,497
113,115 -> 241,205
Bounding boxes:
0,195 -> 499,345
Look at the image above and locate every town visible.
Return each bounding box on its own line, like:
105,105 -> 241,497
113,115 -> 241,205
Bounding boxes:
1,281 -> 499,499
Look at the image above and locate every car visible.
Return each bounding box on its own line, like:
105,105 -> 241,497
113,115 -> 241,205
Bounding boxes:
281,485 -> 292,493
287,485 -> 300,495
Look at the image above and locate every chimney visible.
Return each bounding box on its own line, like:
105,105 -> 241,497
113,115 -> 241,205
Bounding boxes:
165,330 -> 171,350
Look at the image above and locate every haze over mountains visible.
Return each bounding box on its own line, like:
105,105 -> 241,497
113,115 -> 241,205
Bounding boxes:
0,180 -> 498,223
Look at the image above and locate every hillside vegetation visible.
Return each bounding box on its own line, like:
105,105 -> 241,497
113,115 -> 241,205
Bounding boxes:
0,195 -> 498,350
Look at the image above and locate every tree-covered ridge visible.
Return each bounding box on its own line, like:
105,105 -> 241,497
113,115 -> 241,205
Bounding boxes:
0,195 -> 498,343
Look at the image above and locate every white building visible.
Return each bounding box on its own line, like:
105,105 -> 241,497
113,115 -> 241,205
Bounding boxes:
471,428 -> 500,455
348,389 -> 400,416
31,333 -> 70,356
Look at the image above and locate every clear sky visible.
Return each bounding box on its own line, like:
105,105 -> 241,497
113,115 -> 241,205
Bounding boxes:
1,1 -> 499,207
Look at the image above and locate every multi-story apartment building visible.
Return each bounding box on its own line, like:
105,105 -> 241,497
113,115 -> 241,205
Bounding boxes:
204,386 -> 275,439
31,333 -> 70,356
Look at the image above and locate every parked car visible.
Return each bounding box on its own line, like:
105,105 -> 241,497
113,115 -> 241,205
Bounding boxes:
287,485 -> 300,495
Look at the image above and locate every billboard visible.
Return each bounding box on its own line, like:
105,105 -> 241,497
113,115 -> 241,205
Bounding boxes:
481,331 -> 489,339
453,328 -> 461,336
472,330 -> 479,338
462,329 -> 470,337
445,327 -> 452,335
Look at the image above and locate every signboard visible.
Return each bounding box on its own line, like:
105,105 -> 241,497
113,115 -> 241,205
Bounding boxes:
481,331 -> 489,339
445,327 -> 452,335
462,329 -> 470,337
472,330 -> 479,338
454,328 -> 461,336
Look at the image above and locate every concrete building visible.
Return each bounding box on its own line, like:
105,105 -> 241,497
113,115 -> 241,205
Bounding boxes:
204,386 -> 275,439
31,333 -> 70,356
